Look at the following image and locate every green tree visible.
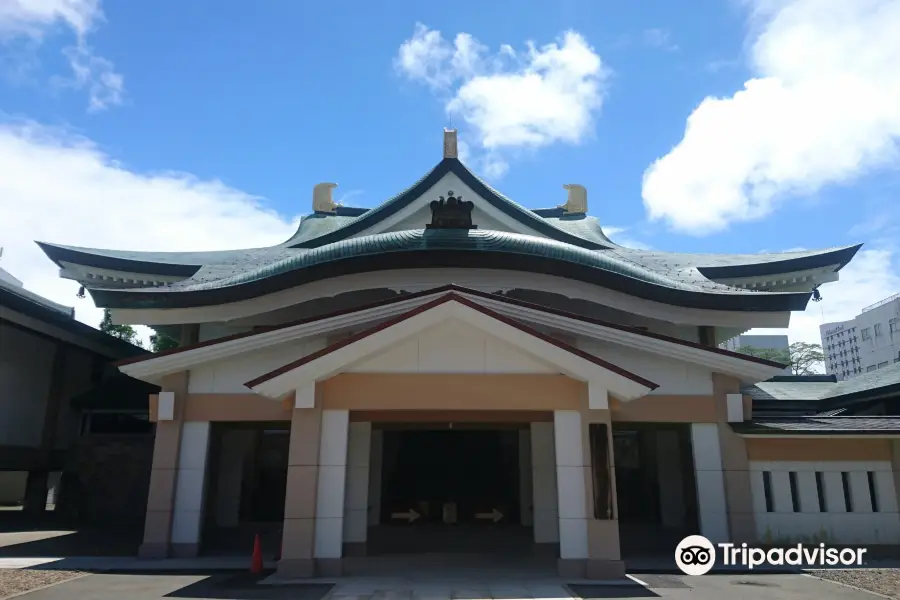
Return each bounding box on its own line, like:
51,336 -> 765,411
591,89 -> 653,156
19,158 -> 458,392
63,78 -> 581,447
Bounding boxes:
736,342 -> 825,375
786,342 -> 826,375
149,329 -> 180,353
99,309 -> 142,347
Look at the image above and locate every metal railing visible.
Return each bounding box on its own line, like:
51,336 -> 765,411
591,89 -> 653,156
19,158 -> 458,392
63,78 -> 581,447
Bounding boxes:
861,291 -> 900,313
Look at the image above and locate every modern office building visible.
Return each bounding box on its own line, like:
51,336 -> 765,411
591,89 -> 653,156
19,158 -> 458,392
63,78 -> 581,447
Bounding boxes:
821,292 -> 900,380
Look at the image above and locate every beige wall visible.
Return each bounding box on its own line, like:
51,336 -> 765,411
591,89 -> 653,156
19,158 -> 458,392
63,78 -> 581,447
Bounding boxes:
747,438 -> 893,462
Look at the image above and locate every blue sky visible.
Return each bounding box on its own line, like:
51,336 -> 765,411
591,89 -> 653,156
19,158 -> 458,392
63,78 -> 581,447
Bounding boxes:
1,0 -> 898,345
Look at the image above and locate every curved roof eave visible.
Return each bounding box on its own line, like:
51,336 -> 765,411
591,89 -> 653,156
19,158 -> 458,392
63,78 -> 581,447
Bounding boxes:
86,232 -> 813,313
695,244 -> 863,279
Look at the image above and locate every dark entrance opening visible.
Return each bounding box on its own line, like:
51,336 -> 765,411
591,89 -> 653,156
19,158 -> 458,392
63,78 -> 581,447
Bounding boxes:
382,429 -> 519,525
370,424 -> 529,555
612,423 -> 700,556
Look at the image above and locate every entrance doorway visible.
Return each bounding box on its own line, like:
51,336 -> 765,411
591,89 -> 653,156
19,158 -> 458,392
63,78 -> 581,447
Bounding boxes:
612,423 -> 700,556
369,423 -> 530,555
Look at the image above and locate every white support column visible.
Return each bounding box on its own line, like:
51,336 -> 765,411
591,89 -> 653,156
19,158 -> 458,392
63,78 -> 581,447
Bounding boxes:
171,422 -> 211,550
344,422 -> 371,543
519,429 -> 533,527
554,410 -> 588,559
656,429 -> 686,529
690,423 -> 729,543
368,429 -> 383,526
314,409 -> 349,558
531,422 -> 559,543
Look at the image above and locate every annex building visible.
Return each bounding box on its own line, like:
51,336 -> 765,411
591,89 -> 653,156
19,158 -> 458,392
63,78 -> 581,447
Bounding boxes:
36,130 -> 899,579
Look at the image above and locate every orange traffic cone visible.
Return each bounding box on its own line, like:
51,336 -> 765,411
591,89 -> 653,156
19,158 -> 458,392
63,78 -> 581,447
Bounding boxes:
250,533 -> 264,574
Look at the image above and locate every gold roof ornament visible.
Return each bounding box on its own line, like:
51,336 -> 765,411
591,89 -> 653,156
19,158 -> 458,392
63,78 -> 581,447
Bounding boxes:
560,184 -> 587,214
312,182 -> 340,213
443,128 -> 458,159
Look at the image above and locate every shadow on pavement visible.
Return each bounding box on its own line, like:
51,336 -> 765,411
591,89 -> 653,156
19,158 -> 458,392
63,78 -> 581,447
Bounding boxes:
162,572 -> 333,600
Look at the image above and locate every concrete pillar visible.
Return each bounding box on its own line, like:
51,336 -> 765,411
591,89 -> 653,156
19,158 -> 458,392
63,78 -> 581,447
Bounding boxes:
313,409 -> 349,575
519,429 -> 533,527
170,421 -> 211,557
691,423 -> 729,543
530,422 -> 559,543
215,429 -> 254,528
892,441 -> 900,521
139,372 -> 189,559
656,429 -> 685,529
343,422 -> 371,554
554,410 -> 588,561
279,405 -> 322,578
368,429 -> 383,526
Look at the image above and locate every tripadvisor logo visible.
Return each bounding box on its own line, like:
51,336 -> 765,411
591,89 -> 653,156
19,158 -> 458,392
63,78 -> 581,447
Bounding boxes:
675,535 -> 868,575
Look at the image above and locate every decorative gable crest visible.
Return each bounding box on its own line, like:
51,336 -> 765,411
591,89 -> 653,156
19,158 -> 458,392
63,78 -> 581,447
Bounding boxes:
427,191 -> 476,230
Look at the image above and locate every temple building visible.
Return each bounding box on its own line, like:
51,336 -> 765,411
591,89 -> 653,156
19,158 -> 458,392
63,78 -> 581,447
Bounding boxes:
37,130 -> 899,578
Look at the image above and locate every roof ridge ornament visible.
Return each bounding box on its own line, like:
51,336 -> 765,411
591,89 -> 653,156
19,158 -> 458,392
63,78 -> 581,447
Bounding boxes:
443,128 -> 458,159
427,190 -> 476,229
313,182 -> 340,213
560,184 -> 587,214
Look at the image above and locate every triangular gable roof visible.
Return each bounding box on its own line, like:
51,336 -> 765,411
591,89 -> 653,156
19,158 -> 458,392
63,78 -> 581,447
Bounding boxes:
116,284 -> 787,383
243,293 -> 658,400
281,158 -> 612,250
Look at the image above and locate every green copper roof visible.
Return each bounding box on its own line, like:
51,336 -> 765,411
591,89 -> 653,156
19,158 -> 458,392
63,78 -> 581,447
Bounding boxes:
87,229 -> 814,311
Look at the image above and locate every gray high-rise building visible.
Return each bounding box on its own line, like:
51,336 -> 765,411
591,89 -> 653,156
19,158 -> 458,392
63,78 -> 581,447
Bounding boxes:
820,292 -> 900,381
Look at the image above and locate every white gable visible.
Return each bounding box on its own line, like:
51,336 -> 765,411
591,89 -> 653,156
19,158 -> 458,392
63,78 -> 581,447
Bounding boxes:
347,319 -> 558,374
188,336 -> 327,394
350,171 -> 549,239
577,338 -> 713,395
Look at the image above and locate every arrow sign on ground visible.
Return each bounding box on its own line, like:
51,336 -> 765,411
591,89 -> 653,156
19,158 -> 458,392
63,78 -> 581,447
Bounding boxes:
475,508 -> 504,523
391,508 -> 420,523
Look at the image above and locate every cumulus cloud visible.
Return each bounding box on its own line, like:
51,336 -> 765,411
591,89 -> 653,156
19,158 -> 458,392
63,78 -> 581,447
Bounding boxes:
395,24 -> 609,177
642,0 -> 900,234
0,121 -> 300,340
0,0 -> 124,111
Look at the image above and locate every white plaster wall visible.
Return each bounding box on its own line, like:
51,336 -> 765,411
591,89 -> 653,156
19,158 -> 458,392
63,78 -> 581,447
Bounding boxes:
348,320 -> 558,374
0,323 -> 55,447
188,336 -> 328,393
749,460 -> 900,544
578,338 -> 713,395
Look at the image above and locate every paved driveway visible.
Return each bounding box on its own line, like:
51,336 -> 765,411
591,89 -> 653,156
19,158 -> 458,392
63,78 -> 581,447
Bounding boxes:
6,572 -> 885,600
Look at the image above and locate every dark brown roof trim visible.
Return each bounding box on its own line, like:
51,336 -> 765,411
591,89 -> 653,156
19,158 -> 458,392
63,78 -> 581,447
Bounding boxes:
244,293 -> 660,390
116,284 -> 786,370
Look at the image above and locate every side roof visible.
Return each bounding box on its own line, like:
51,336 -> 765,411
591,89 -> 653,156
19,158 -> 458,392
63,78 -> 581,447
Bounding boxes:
0,276 -> 147,359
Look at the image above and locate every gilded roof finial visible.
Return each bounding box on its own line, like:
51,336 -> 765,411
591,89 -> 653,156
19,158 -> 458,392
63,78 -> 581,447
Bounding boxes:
443,129 -> 458,159
312,183 -> 340,213
560,184 -> 587,214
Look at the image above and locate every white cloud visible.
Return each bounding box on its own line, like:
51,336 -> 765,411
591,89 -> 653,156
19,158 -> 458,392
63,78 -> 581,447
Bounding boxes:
396,24 -> 609,176
0,120 -> 300,341
642,0 -> 900,234
0,0 -> 124,110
